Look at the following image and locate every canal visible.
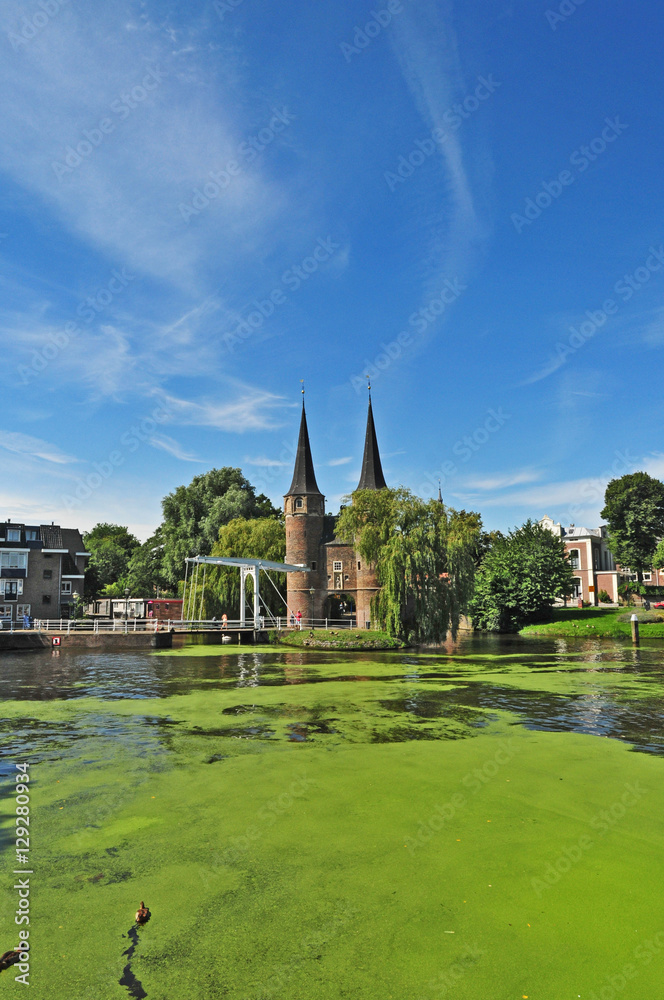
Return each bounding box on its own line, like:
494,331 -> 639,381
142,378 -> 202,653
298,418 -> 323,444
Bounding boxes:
1,635 -> 663,998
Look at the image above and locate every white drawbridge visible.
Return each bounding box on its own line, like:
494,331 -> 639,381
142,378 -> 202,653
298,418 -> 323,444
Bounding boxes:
182,556 -> 309,627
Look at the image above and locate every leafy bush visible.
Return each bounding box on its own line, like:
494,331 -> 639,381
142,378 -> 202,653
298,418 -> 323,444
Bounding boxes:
470,520 -> 574,633
597,589 -> 611,603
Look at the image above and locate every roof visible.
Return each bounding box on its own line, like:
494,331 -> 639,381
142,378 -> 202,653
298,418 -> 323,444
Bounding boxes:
40,524 -> 63,548
356,397 -> 387,490
285,404 -> 322,496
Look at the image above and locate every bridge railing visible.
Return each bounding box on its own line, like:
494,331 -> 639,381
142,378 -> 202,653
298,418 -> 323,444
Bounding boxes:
20,617 -> 361,633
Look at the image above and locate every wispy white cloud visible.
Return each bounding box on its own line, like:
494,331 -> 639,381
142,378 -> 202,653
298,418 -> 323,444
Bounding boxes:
244,456 -> 291,468
460,469 -> 542,491
148,434 -> 203,462
154,384 -> 287,431
518,353 -> 567,386
0,432 -> 78,465
389,0 -> 490,283
327,456 -> 352,466
0,2 -> 292,290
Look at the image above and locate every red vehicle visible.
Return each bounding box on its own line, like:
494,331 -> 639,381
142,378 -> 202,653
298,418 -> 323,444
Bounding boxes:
654,600 -> 664,610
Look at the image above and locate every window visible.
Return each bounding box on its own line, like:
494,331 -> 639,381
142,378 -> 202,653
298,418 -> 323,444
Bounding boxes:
295,498 -> 304,509
333,561 -> 342,572
568,549 -> 580,570
357,561 -> 361,570
1,552 -> 28,570
311,561 -> 317,571
0,606 -> 11,619
25,530 -> 37,541
61,581 -> 72,595
6,529 -> 20,542
4,582 -> 19,601
643,573 -> 652,582
43,569 -> 52,580
42,595 -> 51,605
17,605 -> 31,618
593,549 -> 600,570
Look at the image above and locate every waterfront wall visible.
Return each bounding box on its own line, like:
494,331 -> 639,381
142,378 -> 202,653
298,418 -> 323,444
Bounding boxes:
0,631 -> 172,651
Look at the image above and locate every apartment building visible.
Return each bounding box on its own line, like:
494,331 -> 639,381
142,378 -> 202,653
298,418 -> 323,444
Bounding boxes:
0,520 -> 89,623
539,516 -> 620,604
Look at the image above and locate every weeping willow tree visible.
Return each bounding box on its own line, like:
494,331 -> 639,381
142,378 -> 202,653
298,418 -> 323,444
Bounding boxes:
190,516 -> 286,620
335,488 -> 481,642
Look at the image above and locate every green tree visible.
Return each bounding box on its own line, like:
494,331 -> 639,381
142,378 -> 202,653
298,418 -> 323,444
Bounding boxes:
470,519 -> 574,633
160,468 -> 279,589
125,527 -> 174,598
83,523 -> 140,599
335,488 -> 481,642
189,517 -> 286,619
601,472 -> 664,582
654,538 -> 664,572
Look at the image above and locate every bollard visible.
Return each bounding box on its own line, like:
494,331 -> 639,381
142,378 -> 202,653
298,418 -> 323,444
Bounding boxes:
631,613 -> 640,644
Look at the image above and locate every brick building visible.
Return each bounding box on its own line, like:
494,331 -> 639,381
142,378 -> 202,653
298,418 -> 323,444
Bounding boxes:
0,520 -> 89,624
540,515 -> 664,603
284,397 -> 387,626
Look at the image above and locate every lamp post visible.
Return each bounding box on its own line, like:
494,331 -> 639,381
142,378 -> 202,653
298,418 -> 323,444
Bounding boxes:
124,587 -> 130,620
309,586 -> 316,627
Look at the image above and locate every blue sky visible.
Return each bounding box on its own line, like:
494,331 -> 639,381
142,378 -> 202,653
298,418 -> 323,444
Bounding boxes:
1,0 -> 663,540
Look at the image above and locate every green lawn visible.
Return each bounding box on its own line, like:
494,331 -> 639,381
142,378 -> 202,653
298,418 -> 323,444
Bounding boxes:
269,627 -> 406,650
520,606 -> 664,638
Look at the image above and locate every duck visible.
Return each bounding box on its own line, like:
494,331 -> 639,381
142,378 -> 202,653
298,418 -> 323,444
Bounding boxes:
0,950 -> 21,972
135,901 -> 151,926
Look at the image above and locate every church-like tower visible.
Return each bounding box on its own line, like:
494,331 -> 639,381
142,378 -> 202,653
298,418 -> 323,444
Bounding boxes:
284,400 -> 325,622
354,393 -> 387,625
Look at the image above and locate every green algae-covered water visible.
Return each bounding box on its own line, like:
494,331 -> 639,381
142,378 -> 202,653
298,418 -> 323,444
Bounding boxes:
2,636 -> 664,998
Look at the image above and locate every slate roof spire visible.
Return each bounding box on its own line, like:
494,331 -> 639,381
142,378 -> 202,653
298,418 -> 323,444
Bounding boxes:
286,385 -> 322,495
356,380 -> 387,491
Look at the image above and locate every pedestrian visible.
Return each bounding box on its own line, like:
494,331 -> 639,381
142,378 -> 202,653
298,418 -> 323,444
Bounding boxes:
221,613 -> 228,630
289,611 -> 295,628
23,614 -> 30,630
296,609 -> 302,630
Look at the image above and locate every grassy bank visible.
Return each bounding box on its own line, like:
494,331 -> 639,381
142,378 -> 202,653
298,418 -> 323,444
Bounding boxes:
269,627 -> 406,650
520,606 -> 664,638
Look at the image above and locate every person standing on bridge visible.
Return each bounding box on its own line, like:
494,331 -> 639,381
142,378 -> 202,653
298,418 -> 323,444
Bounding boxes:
296,609 -> 302,629
222,613 -> 228,630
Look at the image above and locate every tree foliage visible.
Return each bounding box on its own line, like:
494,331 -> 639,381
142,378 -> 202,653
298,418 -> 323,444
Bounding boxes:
189,517 -> 286,620
335,488 -> 481,642
601,472 -> 664,581
654,538 -> 664,572
124,526 -> 174,598
160,468 -> 279,588
469,519 -> 574,633
83,523 -> 140,599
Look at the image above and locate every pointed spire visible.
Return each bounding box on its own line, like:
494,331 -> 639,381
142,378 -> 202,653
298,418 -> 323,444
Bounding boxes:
356,385 -> 387,491
438,480 -> 443,504
286,392 -> 322,496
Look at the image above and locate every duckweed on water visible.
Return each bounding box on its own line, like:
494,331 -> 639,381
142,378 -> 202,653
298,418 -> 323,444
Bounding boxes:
1,639 -> 664,998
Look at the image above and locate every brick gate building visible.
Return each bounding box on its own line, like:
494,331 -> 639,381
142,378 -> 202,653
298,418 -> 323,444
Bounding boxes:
284,397 -> 387,626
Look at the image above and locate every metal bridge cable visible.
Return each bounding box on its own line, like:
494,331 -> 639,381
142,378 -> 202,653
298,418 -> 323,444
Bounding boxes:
261,569 -> 289,613
199,564 -> 207,621
189,560 -> 200,621
182,559 -> 189,622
